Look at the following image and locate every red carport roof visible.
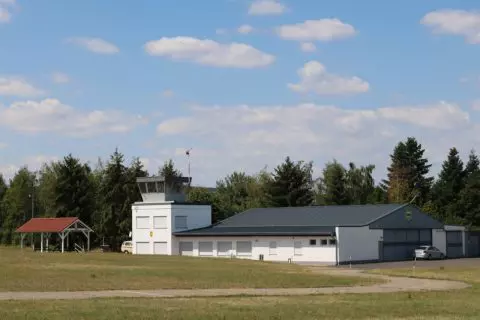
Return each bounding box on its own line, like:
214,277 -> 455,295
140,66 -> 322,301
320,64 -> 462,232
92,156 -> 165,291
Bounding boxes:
16,217 -> 79,233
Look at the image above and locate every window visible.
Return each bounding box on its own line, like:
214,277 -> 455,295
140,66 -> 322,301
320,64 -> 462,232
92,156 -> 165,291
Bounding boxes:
217,241 -> 232,256
146,181 -> 157,193
320,239 -> 328,246
199,242 -> 213,256
294,240 -> 302,255
236,241 -> 252,256
153,216 -> 167,229
179,241 -> 193,256
329,239 -> 337,246
136,216 -> 149,229
269,241 -> 277,255
175,216 -> 188,230
309,239 -> 317,246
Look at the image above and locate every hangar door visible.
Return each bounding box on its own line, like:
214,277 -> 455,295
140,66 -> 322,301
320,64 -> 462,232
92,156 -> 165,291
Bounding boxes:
381,229 -> 431,261
446,231 -> 463,258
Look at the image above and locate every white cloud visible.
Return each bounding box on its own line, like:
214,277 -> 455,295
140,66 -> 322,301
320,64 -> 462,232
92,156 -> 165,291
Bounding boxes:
472,100 -> 480,110
300,42 -> 316,52
421,9 -> 480,44
52,72 -> 70,84
0,77 -> 44,97
248,0 -> 286,15
0,6 -> 10,23
0,142 -> 7,149
0,155 -> 59,182
0,0 -> 15,23
288,60 -> 370,95
0,98 -> 147,137
162,89 -> 175,98
67,37 -> 120,54
144,36 -> 275,68
155,101 -> 478,186
277,19 -> 356,42
237,24 -> 254,34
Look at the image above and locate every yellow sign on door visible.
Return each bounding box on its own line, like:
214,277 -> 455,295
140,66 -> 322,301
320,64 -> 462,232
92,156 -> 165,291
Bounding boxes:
149,231 -> 153,237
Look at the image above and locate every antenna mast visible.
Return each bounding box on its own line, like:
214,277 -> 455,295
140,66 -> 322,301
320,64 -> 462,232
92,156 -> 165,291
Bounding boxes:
186,148 -> 192,186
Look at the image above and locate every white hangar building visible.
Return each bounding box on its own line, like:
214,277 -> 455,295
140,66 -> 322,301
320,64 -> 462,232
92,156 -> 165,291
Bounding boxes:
131,176 -> 468,264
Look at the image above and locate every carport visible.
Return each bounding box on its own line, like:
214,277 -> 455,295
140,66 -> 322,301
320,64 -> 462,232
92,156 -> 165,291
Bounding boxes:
16,217 -> 93,253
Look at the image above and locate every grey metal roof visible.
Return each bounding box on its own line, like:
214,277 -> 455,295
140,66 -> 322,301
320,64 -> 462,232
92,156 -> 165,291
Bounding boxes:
174,204 -> 407,237
174,226 -> 335,237
217,204 -> 404,228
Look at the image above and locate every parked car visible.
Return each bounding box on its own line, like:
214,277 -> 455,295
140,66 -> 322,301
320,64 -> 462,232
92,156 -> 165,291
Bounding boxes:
121,241 -> 133,254
414,245 -> 445,260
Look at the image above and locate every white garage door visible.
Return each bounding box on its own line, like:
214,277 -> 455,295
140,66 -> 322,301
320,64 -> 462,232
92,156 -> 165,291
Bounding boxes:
153,242 -> 168,254
179,241 -> 193,256
199,241 -> 213,256
217,241 -> 232,256
136,242 -> 150,254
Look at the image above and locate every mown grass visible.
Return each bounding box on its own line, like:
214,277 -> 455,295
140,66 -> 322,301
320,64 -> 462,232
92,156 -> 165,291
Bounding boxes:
0,246 -> 376,291
0,252 -> 479,319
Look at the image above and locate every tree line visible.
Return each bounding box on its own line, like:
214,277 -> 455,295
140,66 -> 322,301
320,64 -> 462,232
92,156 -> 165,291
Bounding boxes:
1,137 -> 479,249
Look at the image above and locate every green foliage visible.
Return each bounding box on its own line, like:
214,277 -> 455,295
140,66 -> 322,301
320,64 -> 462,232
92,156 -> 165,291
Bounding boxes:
1,167 -> 36,244
316,160 -> 348,205
383,137 -> 433,205
267,157 -> 314,207
36,161 -> 61,217
54,154 -> 95,226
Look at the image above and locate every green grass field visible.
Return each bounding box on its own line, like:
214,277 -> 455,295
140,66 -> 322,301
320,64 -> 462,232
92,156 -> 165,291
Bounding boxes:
0,267 -> 479,320
2,246 -> 479,319
0,246 -> 375,291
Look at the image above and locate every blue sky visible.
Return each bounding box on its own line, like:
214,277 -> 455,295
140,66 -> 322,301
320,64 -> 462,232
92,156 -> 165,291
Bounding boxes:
1,0 -> 480,186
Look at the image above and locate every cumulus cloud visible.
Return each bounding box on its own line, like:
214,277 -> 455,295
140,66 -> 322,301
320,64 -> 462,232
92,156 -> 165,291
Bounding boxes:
300,42 -> 316,52
0,77 -> 44,96
237,24 -> 254,34
277,19 -> 356,42
421,9 -> 480,44
248,0 -> 286,15
144,36 -> 275,68
154,101 -> 478,185
52,72 -> 70,84
288,61 -> 370,95
0,98 -> 147,137
67,37 -> 120,54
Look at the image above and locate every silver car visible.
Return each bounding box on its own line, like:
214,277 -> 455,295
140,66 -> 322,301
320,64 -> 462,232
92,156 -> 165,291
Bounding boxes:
414,245 -> 445,260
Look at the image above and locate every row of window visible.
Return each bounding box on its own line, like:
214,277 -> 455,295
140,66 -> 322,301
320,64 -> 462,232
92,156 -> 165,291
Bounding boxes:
136,216 -> 188,230
179,239 -> 336,257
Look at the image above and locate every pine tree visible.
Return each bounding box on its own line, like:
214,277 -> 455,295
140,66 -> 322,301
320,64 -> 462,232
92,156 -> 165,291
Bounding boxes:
54,154 -> 95,225
99,149 -> 128,249
457,171 -> 480,226
267,157 -> 314,207
383,137 -> 433,204
316,160 -> 349,205
464,149 -> 480,179
36,161 -> 61,217
345,162 -> 376,204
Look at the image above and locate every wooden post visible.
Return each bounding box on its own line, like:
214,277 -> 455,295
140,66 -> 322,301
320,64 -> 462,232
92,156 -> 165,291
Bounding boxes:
46,234 -> 49,252
61,232 -> 65,253
40,233 -> 43,252
20,233 -> 25,249
87,231 -> 90,252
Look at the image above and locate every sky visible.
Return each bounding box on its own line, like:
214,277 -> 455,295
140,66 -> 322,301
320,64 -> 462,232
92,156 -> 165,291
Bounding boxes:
2,0 -> 480,187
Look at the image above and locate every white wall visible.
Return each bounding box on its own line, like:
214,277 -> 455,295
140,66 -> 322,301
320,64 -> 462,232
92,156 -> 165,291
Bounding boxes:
336,226 -> 383,263
172,236 -> 337,263
432,229 -> 447,254
132,203 -> 211,255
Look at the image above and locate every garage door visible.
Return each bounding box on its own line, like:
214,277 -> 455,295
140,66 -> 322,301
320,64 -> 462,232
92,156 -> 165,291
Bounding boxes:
381,229 -> 431,261
446,231 -> 463,258
136,242 -> 150,254
217,241 -> 232,256
153,242 -> 168,255
198,241 -> 213,256
179,241 -> 193,256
